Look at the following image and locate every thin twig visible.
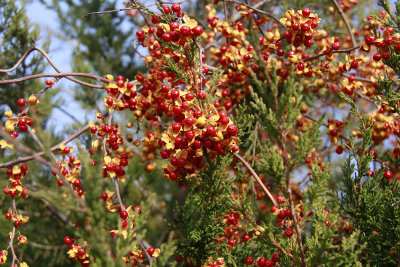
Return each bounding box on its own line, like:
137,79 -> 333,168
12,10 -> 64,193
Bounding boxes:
226,0 -> 285,27
7,197 -> 20,266
139,241 -> 154,266
392,199 -> 400,207
270,235 -> 302,265
232,152 -> 278,206
332,0 -> 357,48
82,8 -> 131,19
0,72 -> 113,85
0,125 -> 90,168
302,46 -> 360,62
280,131 -> 306,267
0,46 -> 104,88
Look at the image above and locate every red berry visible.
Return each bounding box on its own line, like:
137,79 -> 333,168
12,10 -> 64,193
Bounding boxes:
332,42 -> 340,50
77,248 -> 85,255
180,26 -> 192,36
311,19 -> 318,28
20,164 -> 28,172
162,33 -> 171,42
382,52 -> 391,60
64,236 -> 72,244
207,126 -> 216,136
192,25 -> 204,36
243,234 -> 251,242
277,195 -> 285,204
284,228 -> 294,238
302,8 -> 311,17
227,124 -> 238,136
245,256 -> 254,265
197,90 -> 207,99
5,212 -> 12,219
63,146 -> 71,154
384,170 -> 393,179
170,22 -> 179,31
373,53 -> 382,61
14,220 -> 21,227
171,3 -> 181,12
17,98 -> 26,106
151,16 -> 159,24
162,5 -> 170,14
77,188 -> 84,196
73,179 -> 82,187
120,210 -> 128,219
257,257 -> 266,266
270,205 -> 279,213
147,247 -> 155,255
134,205 -> 142,214
231,144 -> 239,152
117,80 -> 124,87
172,122 -> 182,132
301,23 -> 310,31
176,255 -> 183,263
57,180 -> 64,186
265,259 -> 275,267
272,252 -> 279,262
101,192 -> 108,200
365,35 -> 376,45
160,149 -> 170,159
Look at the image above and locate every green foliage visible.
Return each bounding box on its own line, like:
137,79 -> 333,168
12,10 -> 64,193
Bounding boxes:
175,154 -> 234,265
0,0 -> 49,113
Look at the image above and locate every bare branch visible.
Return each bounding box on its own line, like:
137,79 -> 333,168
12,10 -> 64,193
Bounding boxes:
332,0 -> 357,48
232,152 -> 278,206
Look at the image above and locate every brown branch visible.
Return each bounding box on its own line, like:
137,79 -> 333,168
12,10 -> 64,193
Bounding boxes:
280,132 -> 306,267
232,152 -> 278,206
223,0 -> 228,22
0,124 -> 90,168
302,46 -> 360,62
0,46 -> 104,89
226,0 -> 285,27
7,197 -> 20,266
342,73 -> 373,83
332,0 -> 357,48
139,241 -> 154,267
270,235 -> 302,265
82,8 -> 131,19
0,72 -> 112,85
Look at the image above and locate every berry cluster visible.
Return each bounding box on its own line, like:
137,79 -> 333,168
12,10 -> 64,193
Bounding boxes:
64,236 -> 92,267
280,8 -> 320,47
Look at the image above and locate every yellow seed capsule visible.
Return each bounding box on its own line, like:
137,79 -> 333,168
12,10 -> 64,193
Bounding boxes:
217,131 -> 224,140
105,74 -> 114,81
28,95 -> 38,105
265,32 -> 275,42
145,162 -> 155,172
133,140 -> 141,146
197,117 -> 206,127
126,122 -> 133,128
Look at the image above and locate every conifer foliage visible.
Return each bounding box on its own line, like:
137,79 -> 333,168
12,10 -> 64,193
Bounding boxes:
1,0 -> 400,266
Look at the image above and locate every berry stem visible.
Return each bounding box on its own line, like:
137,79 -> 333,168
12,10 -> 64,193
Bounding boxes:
7,197 -> 20,266
280,131 -> 307,267
232,152 -> 278,206
226,0 -> 285,27
332,0 -> 357,49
